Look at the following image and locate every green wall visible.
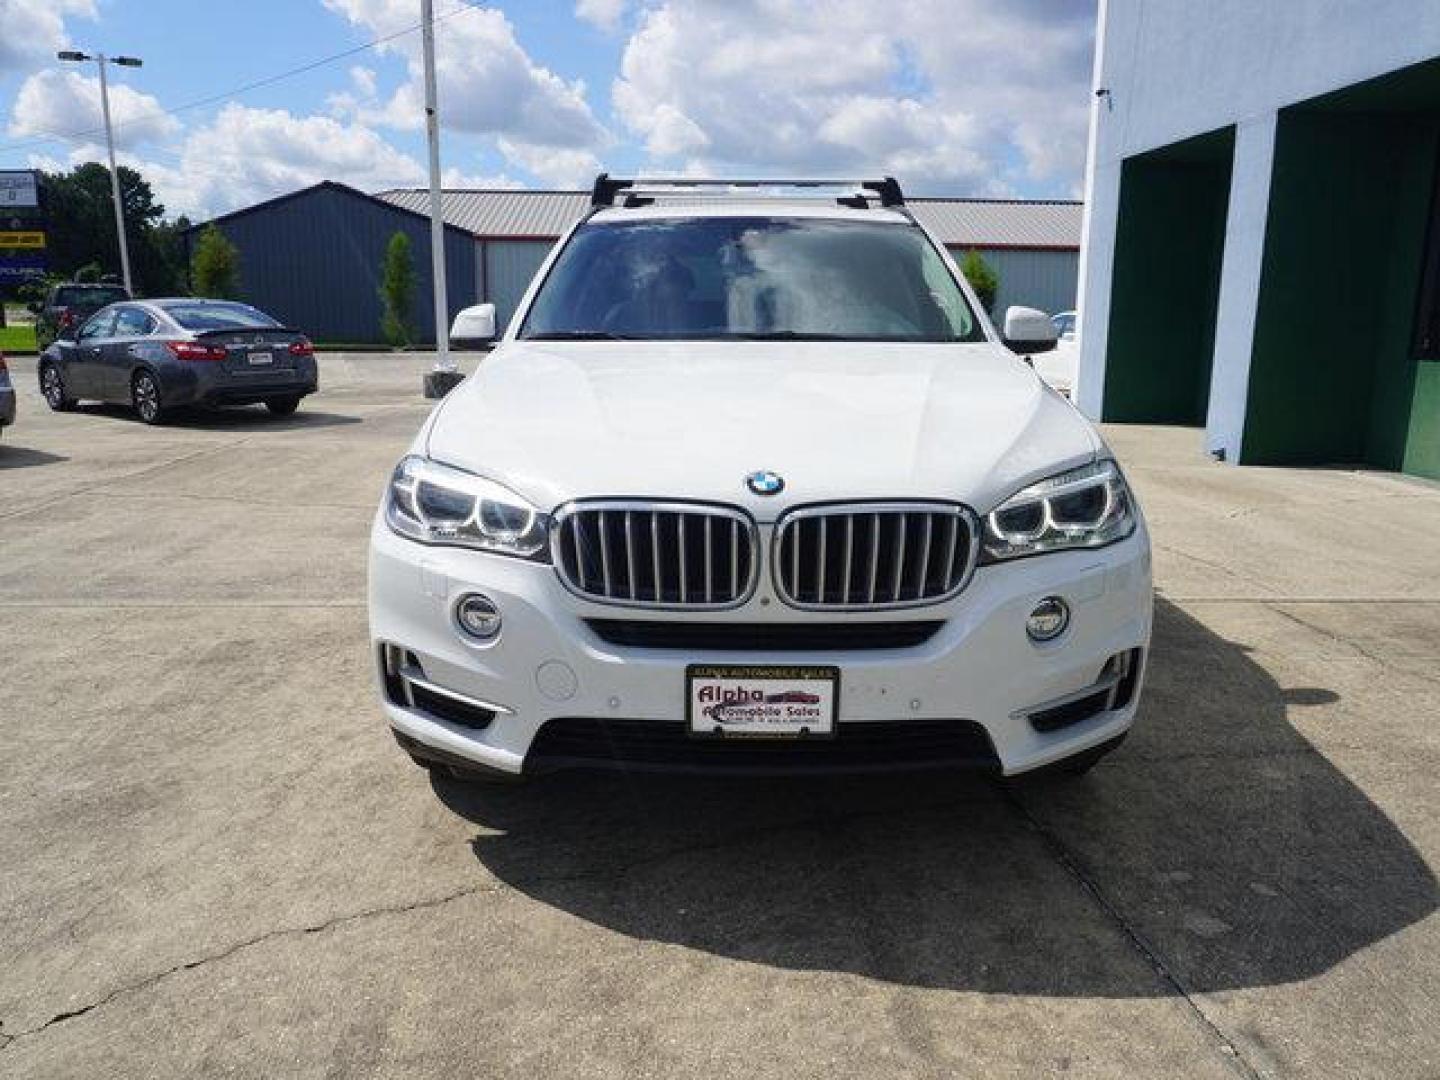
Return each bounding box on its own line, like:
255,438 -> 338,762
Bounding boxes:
1242,112 -> 1440,470
1103,130 -> 1233,424
1403,365 -> 1440,478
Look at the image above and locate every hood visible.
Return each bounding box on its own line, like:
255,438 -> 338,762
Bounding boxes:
425,341 -> 1101,519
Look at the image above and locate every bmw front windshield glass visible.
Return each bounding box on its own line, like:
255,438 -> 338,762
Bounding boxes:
520,217 -> 986,343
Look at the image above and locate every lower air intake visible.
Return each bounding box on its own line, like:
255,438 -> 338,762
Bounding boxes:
526,717 -> 997,774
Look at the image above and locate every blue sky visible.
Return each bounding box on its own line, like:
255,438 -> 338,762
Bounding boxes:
0,0 -> 1097,220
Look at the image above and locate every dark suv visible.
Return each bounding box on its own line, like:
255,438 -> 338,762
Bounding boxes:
31,283 -> 131,350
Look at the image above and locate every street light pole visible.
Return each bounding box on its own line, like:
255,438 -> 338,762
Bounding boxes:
419,0 -> 461,399
58,50 -> 143,295
95,55 -> 133,295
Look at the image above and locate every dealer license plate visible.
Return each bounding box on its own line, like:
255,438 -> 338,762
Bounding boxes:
687,664 -> 839,739
248,351 -> 273,365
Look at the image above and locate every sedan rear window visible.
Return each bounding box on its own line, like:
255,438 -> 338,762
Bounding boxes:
162,302 -> 281,331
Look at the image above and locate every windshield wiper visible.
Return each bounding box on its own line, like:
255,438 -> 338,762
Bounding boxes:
523,330 -> 637,341
717,331 -> 853,341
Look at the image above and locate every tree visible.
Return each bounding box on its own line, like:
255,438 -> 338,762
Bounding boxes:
379,231 -> 417,347
191,225 -> 241,299
960,249 -> 999,315
38,163 -> 184,295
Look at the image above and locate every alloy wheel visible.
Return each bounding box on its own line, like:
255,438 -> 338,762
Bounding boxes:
133,374 -> 160,423
41,365 -> 64,408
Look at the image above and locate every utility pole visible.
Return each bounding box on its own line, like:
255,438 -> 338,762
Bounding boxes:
419,0 -> 460,398
58,50 -> 142,295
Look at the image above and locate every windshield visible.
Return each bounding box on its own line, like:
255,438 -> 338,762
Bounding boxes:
57,286 -> 128,308
161,301 -> 280,331
521,216 -> 985,343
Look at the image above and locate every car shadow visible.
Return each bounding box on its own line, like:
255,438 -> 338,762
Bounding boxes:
430,598 -> 1437,997
71,402 -> 362,432
0,444 -> 67,469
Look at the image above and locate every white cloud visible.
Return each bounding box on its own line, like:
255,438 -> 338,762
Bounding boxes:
0,0 -> 96,79
495,138 -> 600,187
612,0 -> 1095,193
54,103 -> 429,219
8,68 -> 180,149
325,65 -> 381,121
441,165 -> 522,189
323,0 -> 608,152
575,0 -> 629,31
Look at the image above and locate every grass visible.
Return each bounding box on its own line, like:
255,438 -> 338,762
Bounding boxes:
0,324 -> 37,354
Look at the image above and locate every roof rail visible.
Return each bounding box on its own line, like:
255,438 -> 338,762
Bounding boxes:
588,173 -> 905,209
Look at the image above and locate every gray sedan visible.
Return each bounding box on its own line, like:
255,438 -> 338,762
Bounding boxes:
37,298 -> 318,425
0,351 -> 15,436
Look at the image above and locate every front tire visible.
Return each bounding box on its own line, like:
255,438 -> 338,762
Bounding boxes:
265,395 -> 302,417
131,371 -> 166,425
39,362 -> 76,411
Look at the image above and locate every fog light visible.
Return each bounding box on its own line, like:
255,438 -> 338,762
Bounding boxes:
455,593 -> 502,641
1026,596 -> 1070,642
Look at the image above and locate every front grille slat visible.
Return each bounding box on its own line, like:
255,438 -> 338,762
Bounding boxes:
678,515 -> 688,605
731,518 -> 740,598
891,515 -> 908,602
774,503 -> 977,611
914,515 -> 933,597
703,516 -> 714,604
816,518 -> 828,604
624,512 -> 638,600
598,511 -> 613,596
941,515 -> 960,596
555,501 -> 757,609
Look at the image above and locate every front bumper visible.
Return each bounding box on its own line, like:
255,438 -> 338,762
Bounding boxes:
367,516 -> 1152,777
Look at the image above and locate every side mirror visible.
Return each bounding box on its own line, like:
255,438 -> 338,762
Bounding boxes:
1002,305 -> 1058,355
449,303 -> 497,350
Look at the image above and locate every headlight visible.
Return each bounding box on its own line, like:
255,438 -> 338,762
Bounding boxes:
981,459 -> 1135,562
386,455 -> 550,559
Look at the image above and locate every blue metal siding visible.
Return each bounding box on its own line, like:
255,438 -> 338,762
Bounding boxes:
483,240 -> 555,332
950,247 -> 1079,317
210,186 -> 476,343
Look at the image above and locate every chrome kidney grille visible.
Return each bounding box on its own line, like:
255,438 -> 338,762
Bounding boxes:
552,501 -> 759,608
773,503 -> 980,610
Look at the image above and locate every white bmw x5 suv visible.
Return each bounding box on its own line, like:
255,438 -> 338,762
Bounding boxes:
368,176 -> 1151,782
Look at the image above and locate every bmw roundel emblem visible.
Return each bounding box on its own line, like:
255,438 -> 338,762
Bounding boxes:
746,470 -> 785,496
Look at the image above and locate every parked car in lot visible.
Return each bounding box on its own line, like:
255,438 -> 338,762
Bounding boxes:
38,298 -> 317,424
1034,329 -> 1079,398
31,282 -> 131,351
0,352 -> 15,437
370,176 -> 1151,784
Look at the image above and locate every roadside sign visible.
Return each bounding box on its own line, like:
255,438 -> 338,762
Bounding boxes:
0,231 -> 45,249
0,254 -> 45,280
0,171 -> 39,209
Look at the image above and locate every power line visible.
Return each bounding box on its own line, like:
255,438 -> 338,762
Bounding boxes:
0,0 -> 483,158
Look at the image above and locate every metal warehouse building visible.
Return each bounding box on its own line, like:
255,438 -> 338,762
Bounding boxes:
1078,0 -> 1440,479
191,184 -> 1081,345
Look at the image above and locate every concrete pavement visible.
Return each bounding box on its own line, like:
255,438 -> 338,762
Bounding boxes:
0,355 -> 1436,1077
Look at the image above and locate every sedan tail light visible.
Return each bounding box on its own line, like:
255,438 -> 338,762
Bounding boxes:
166,340 -> 227,361
288,338 -> 314,357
